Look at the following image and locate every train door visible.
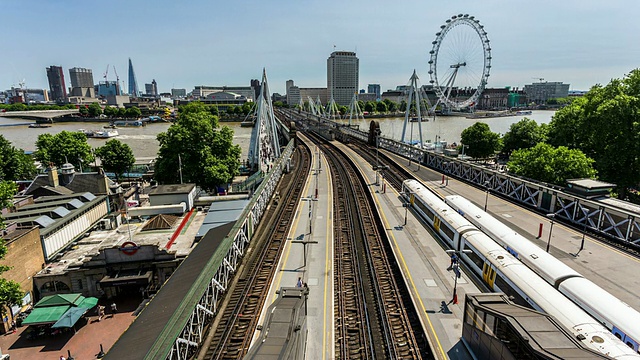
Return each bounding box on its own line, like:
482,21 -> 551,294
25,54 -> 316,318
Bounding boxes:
612,327 -> 639,353
434,217 -> 441,232
482,262 -> 496,289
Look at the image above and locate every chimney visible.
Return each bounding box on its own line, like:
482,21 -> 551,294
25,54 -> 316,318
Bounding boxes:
48,166 -> 59,187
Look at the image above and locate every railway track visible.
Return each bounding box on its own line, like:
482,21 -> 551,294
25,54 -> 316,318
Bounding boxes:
308,132 -> 430,359
200,143 -> 311,359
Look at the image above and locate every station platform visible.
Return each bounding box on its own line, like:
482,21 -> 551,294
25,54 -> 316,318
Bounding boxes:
382,150 -> 640,314
253,134 -> 334,360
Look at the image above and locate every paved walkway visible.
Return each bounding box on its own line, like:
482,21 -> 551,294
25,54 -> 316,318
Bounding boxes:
0,297 -> 142,359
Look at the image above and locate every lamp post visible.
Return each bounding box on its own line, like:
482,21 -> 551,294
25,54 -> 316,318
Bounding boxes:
484,181 -> 491,212
580,213 -> 588,252
545,213 -> 555,253
445,249 -> 472,304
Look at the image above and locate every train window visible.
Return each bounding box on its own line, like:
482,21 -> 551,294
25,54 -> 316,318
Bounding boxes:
440,222 -> 456,242
493,274 -> 528,307
415,200 -> 434,221
464,247 -> 484,270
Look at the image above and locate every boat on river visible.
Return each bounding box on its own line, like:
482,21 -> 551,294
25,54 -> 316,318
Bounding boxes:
79,129 -> 119,138
29,123 -> 52,128
516,110 -> 533,115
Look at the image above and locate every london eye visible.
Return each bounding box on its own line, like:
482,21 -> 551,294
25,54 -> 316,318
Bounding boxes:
428,14 -> 492,112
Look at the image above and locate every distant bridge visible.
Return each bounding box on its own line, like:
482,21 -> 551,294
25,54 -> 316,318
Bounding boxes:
0,109 -> 79,121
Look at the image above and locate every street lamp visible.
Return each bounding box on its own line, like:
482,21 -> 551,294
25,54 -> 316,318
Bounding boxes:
483,181 -> 491,212
545,213 -> 555,253
445,249 -> 472,304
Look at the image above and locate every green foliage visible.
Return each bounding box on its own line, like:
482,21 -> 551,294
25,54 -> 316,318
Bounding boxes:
460,122 -> 502,159
34,131 -> 94,168
117,108 -> 126,118
155,104 -> 240,191
501,118 -> 548,155
508,143 -> 597,186
375,101 -> 388,113
95,139 -> 135,182
78,106 -> 89,116
0,135 -> 37,181
547,69 -> 640,197
125,107 -> 141,118
383,99 -> 398,112
364,101 -> 375,113
399,100 -> 407,112
88,103 -> 103,117
103,105 -> 117,118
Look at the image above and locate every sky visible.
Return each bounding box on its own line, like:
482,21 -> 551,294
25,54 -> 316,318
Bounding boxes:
2,1 -> 639,95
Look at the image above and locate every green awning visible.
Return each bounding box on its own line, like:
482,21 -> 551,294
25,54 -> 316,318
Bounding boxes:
52,307 -> 87,328
22,305 -> 71,326
77,297 -> 99,309
35,294 -> 83,307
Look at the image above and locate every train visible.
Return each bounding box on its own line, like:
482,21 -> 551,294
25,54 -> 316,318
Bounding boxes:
444,194 -> 640,353
401,179 -> 640,358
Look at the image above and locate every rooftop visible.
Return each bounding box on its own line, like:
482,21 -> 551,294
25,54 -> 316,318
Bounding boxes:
148,183 -> 196,196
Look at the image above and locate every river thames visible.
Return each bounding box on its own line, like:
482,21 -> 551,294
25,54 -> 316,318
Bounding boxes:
0,110 -> 555,159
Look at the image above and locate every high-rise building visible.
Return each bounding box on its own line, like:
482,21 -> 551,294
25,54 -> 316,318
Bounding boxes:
69,67 -> 95,98
524,81 -> 570,104
327,51 -> 359,106
286,80 -> 294,94
368,84 -> 381,100
251,79 -> 260,100
145,79 -> 158,96
171,88 -> 187,98
46,65 -> 67,103
128,58 -> 140,97
69,67 -> 94,88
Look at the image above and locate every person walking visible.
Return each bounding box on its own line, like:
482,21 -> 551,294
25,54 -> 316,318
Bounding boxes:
448,253 -> 458,271
296,277 -> 303,287
98,305 -> 105,321
111,302 -> 117,315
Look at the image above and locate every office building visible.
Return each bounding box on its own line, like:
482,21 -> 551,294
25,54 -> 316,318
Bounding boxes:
171,88 -> 187,98
524,81 -> 570,104
299,88 -> 328,106
46,66 -> 67,103
286,80 -> 298,105
69,67 -> 95,98
145,79 -> 158,96
367,84 -> 381,100
327,51 -> 359,106
251,79 -> 260,100
192,86 -> 256,101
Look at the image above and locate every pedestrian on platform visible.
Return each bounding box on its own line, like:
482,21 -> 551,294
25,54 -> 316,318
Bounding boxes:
296,277 -> 303,287
111,302 -> 117,315
98,305 -> 105,321
448,253 -> 458,271
60,355 -> 66,360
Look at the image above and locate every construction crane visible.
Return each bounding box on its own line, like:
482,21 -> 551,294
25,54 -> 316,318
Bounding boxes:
103,64 -> 110,82
113,66 -> 121,95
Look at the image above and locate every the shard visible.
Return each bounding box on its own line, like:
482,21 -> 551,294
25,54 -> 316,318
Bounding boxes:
128,58 -> 140,97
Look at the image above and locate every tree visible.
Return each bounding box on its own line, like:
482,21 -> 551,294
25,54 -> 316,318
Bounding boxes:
88,103 -> 103,117
78,106 -> 89,116
103,105 -> 117,118
399,100 -> 407,112
125,106 -> 141,119
547,69 -> 640,198
460,122 -> 501,159
364,101 -> 375,113
34,131 -> 94,168
508,143 -> 597,186
376,101 -> 388,113
117,107 -> 127,118
0,181 -> 25,325
384,99 -> 398,113
154,103 -> 241,191
95,139 -> 135,182
501,118 -> 548,156
0,135 -> 37,181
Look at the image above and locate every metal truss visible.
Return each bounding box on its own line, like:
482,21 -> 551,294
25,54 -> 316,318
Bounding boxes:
164,140 -> 295,360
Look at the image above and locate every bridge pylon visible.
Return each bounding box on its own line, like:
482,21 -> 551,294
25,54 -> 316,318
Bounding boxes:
400,69 -> 432,148
248,68 -> 281,174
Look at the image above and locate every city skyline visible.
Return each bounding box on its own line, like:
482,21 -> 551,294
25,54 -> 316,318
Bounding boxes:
2,1 -> 639,95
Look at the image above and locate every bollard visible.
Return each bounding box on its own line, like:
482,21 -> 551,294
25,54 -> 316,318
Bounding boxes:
537,223 -> 543,239
442,174 -> 445,184
97,343 -> 105,358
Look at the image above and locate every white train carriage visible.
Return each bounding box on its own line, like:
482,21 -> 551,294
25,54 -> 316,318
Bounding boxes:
461,230 -> 640,359
445,194 -> 640,353
445,194 -> 583,287
401,179 -> 640,358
